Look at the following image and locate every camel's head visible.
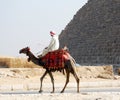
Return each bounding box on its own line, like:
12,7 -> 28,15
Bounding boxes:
19,47 -> 30,55
19,47 -> 31,62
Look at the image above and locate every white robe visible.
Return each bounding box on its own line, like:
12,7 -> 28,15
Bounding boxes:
41,35 -> 59,56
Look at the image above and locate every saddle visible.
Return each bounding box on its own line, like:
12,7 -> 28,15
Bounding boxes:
41,49 -> 70,70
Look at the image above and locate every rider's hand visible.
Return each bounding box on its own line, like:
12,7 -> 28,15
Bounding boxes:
45,47 -> 48,49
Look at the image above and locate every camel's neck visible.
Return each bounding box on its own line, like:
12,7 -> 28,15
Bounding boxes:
27,51 -> 41,66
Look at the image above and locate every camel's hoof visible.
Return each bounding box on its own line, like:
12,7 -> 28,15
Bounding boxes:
77,91 -> 79,93
39,90 -> 43,93
51,91 -> 54,93
60,91 -> 64,93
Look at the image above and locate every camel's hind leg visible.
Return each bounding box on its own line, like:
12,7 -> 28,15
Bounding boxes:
71,69 -> 80,93
60,69 -> 70,93
70,60 -> 80,93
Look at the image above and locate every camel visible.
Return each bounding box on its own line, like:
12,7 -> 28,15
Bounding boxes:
19,47 -> 80,93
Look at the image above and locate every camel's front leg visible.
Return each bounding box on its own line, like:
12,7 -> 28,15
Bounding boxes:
39,70 -> 47,93
48,72 -> 54,93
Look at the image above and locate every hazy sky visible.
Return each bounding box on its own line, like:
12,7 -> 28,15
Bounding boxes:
0,0 -> 88,57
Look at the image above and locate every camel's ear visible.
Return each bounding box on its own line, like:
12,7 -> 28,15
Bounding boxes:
27,47 -> 30,51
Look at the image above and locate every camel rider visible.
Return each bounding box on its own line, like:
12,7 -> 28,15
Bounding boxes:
38,31 -> 59,57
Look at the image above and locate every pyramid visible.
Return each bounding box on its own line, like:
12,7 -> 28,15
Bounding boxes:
59,0 -> 120,65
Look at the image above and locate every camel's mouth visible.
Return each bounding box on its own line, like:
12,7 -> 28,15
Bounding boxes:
19,50 -> 22,54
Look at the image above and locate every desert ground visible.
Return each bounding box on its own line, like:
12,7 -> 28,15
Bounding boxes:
0,67 -> 120,100
0,56 -> 120,100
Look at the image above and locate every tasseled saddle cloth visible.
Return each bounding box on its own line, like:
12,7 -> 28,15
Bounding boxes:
41,49 -> 70,70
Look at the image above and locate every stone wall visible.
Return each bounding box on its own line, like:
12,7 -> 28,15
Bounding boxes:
59,0 -> 120,65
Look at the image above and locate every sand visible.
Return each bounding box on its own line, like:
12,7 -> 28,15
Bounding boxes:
0,68 -> 120,100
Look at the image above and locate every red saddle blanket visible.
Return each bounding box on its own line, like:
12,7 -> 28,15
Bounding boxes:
41,49 -> 70,70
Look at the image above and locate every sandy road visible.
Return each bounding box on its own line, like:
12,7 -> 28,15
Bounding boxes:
0,87 -> 120,94
0,87 -> 120,100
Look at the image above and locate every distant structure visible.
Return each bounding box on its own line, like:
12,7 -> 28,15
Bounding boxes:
59,0 -> 120,65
